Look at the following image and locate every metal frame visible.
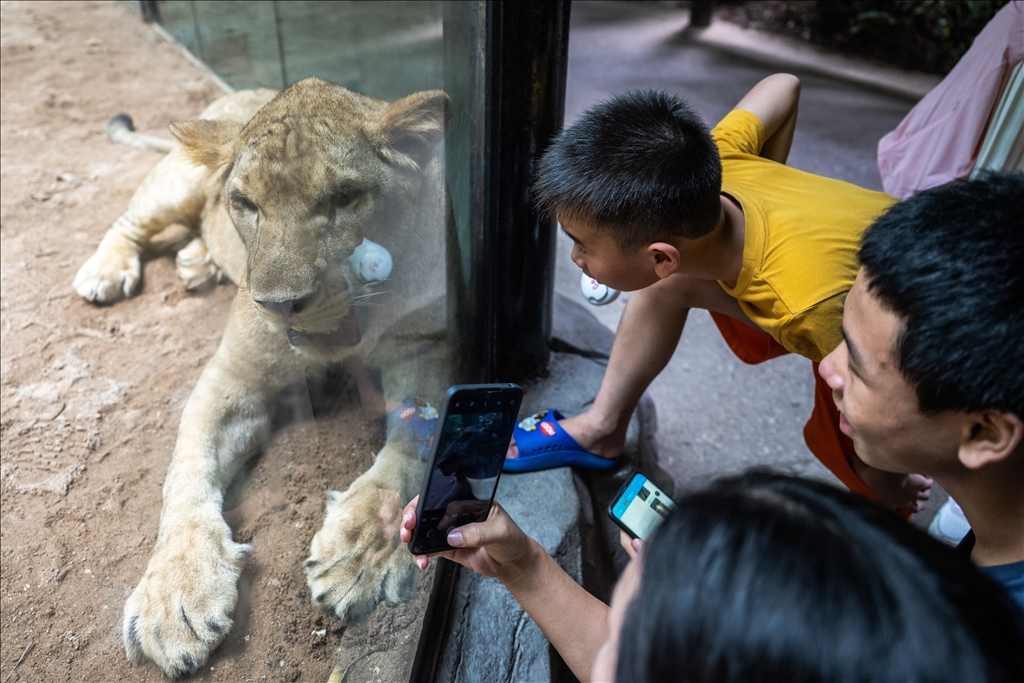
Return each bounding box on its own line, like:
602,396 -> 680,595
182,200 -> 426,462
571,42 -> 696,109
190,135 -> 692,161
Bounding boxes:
445,0 -> 570,384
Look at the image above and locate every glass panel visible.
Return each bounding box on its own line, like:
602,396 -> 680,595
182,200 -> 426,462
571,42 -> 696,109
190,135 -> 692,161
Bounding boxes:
276,1 -> 443,99
157,0 -> 282,89
128,1 -> 482,679
156,1 -> 445,95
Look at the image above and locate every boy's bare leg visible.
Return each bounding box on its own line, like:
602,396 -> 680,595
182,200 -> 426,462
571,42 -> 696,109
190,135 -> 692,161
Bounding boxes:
508,274 -> 755,460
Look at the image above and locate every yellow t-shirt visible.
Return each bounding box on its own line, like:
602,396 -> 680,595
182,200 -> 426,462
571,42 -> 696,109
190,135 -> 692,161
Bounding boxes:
712,110 -> 897,361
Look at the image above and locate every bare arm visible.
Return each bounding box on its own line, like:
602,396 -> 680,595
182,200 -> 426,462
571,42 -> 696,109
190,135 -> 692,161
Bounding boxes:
733,73 -> 801,164
402,499 -> 610,682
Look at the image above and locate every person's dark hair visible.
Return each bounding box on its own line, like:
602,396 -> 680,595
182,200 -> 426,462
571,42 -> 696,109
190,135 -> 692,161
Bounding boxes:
617,471 -> 1024,683
533,90 -> 722,251
859,172 -> 1024,417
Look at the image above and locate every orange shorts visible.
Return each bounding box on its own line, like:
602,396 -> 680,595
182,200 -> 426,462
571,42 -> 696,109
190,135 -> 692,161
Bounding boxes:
709,312 -> 879,503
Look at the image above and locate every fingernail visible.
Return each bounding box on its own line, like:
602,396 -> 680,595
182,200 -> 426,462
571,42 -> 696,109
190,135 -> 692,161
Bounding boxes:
417,557 -> 427,570
447,529 -> 464,547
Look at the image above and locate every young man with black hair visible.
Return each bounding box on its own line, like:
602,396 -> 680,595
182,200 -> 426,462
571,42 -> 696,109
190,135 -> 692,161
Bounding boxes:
507,74 -> 932,513
819,172 -> 1024,607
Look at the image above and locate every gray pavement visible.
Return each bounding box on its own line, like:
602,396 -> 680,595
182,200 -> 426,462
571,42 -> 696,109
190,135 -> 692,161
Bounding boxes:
555,2 -> 945,520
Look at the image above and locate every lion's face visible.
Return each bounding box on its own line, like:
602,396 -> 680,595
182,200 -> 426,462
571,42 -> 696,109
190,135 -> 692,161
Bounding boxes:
171,79 -> 448,354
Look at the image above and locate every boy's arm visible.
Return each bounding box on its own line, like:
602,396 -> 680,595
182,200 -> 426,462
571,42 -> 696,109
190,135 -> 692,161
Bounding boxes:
733,73 -> 801,164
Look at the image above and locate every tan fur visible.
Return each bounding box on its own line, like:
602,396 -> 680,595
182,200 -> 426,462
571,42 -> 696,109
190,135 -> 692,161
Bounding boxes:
75,79 -> 449,678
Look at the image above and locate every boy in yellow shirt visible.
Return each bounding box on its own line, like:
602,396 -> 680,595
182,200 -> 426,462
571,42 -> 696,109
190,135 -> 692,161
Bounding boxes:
505,74 -> 931,512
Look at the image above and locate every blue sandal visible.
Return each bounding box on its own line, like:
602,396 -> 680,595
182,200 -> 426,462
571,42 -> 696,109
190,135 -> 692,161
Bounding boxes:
386,395 -> 439,462
503,409 -> 619,473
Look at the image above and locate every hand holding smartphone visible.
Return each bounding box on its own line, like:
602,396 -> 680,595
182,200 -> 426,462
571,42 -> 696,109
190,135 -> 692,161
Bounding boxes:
608,472 -> 676,541
407,384 -> 522,556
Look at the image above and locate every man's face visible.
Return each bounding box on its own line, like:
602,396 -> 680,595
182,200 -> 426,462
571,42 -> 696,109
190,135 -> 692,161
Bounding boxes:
560,216 -> 660,292
819,269 -> 963,476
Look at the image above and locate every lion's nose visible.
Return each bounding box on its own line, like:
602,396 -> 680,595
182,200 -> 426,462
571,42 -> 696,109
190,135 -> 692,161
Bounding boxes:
254,293 -> 312,316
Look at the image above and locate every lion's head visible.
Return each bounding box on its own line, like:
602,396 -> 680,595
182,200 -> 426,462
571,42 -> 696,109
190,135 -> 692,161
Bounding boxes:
170,78 -> 449,358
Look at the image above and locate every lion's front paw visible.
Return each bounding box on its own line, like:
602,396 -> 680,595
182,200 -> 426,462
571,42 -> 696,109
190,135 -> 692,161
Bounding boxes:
304,483 -> 415,623
175,237 -> 223,291
123,514 -> 251,678
73,234 -> 142,303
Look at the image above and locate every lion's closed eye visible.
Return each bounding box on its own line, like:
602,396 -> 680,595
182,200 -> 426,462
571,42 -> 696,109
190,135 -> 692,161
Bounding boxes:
230,193 -> 259,215
329,188 -> 366,220
331,187 -> 365,213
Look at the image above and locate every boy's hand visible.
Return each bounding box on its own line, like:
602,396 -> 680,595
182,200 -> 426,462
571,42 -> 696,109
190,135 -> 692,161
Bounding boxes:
401,496 -> 539,586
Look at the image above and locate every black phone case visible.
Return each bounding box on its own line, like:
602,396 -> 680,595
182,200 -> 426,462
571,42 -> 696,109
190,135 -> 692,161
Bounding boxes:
408,383 -> 522,555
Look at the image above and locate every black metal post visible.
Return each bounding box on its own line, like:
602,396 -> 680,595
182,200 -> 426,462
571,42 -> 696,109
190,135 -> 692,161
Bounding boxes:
690,1 -> 715,28
138,0 -> 160,23
444,0 -> 570,384
488,0 -> 570,381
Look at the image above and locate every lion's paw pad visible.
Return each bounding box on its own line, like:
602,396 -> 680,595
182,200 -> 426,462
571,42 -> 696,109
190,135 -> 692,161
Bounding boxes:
305,487 -> 416,623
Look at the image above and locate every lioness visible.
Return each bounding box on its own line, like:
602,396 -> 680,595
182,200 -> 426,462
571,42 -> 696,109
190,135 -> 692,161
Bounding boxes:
74,79 -> 450,677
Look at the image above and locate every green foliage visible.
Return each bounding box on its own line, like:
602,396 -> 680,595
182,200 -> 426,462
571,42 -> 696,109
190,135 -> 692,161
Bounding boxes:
810,1 -> 1010,74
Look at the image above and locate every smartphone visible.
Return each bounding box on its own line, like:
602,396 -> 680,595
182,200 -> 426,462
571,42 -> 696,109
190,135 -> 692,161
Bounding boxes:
408,383 -> 523,555
608,471 -> 676,541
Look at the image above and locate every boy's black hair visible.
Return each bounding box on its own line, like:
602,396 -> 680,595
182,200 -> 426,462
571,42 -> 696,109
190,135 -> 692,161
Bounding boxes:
533,90 -> 723,251
859,172 -> 1024,417
617,471 -> 1024,683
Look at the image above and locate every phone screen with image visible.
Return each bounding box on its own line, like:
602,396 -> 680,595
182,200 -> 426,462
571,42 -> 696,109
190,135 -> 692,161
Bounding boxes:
609,472 -> 675,541
409,384 -> 522,555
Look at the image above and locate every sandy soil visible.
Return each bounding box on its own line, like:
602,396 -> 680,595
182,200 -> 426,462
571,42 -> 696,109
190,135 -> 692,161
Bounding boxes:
1,2 -> 429,681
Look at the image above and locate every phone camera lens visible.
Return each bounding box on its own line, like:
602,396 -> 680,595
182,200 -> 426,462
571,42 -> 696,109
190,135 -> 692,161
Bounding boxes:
469,401 -> 475,407
510,399 -> 515,404
497,400 -> 501,405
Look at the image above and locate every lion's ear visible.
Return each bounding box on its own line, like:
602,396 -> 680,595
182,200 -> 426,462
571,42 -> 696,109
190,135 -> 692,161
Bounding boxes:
169,119 -> 242,168
378,90 -> 450,171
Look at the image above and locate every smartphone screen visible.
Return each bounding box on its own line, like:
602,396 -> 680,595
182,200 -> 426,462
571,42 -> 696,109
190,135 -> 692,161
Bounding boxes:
609,472 -> 676,541
409,384 -> 522,555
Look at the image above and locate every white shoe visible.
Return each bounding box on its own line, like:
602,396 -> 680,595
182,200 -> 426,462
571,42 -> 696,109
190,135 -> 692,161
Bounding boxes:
581,272 -> 620,306
348,238 -> 392,285
928,497 -> 971,546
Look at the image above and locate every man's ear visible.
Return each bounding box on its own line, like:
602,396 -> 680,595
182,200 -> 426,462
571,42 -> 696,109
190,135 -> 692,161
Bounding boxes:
648,242 -> 681,279
958,410 -> 1024,470
169,119 -> 243,169
377,90 -> 450,171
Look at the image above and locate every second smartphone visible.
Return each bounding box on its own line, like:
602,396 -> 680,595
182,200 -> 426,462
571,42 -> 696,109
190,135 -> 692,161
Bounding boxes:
407,383 -> 523,556
608,471 -> 676,541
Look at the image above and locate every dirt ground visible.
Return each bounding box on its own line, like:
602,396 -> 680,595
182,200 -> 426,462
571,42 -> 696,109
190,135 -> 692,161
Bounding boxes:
0,2 -> 430,681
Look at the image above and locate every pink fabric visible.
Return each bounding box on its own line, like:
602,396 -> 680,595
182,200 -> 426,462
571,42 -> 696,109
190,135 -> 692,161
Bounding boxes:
877,1 -> 1024,199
